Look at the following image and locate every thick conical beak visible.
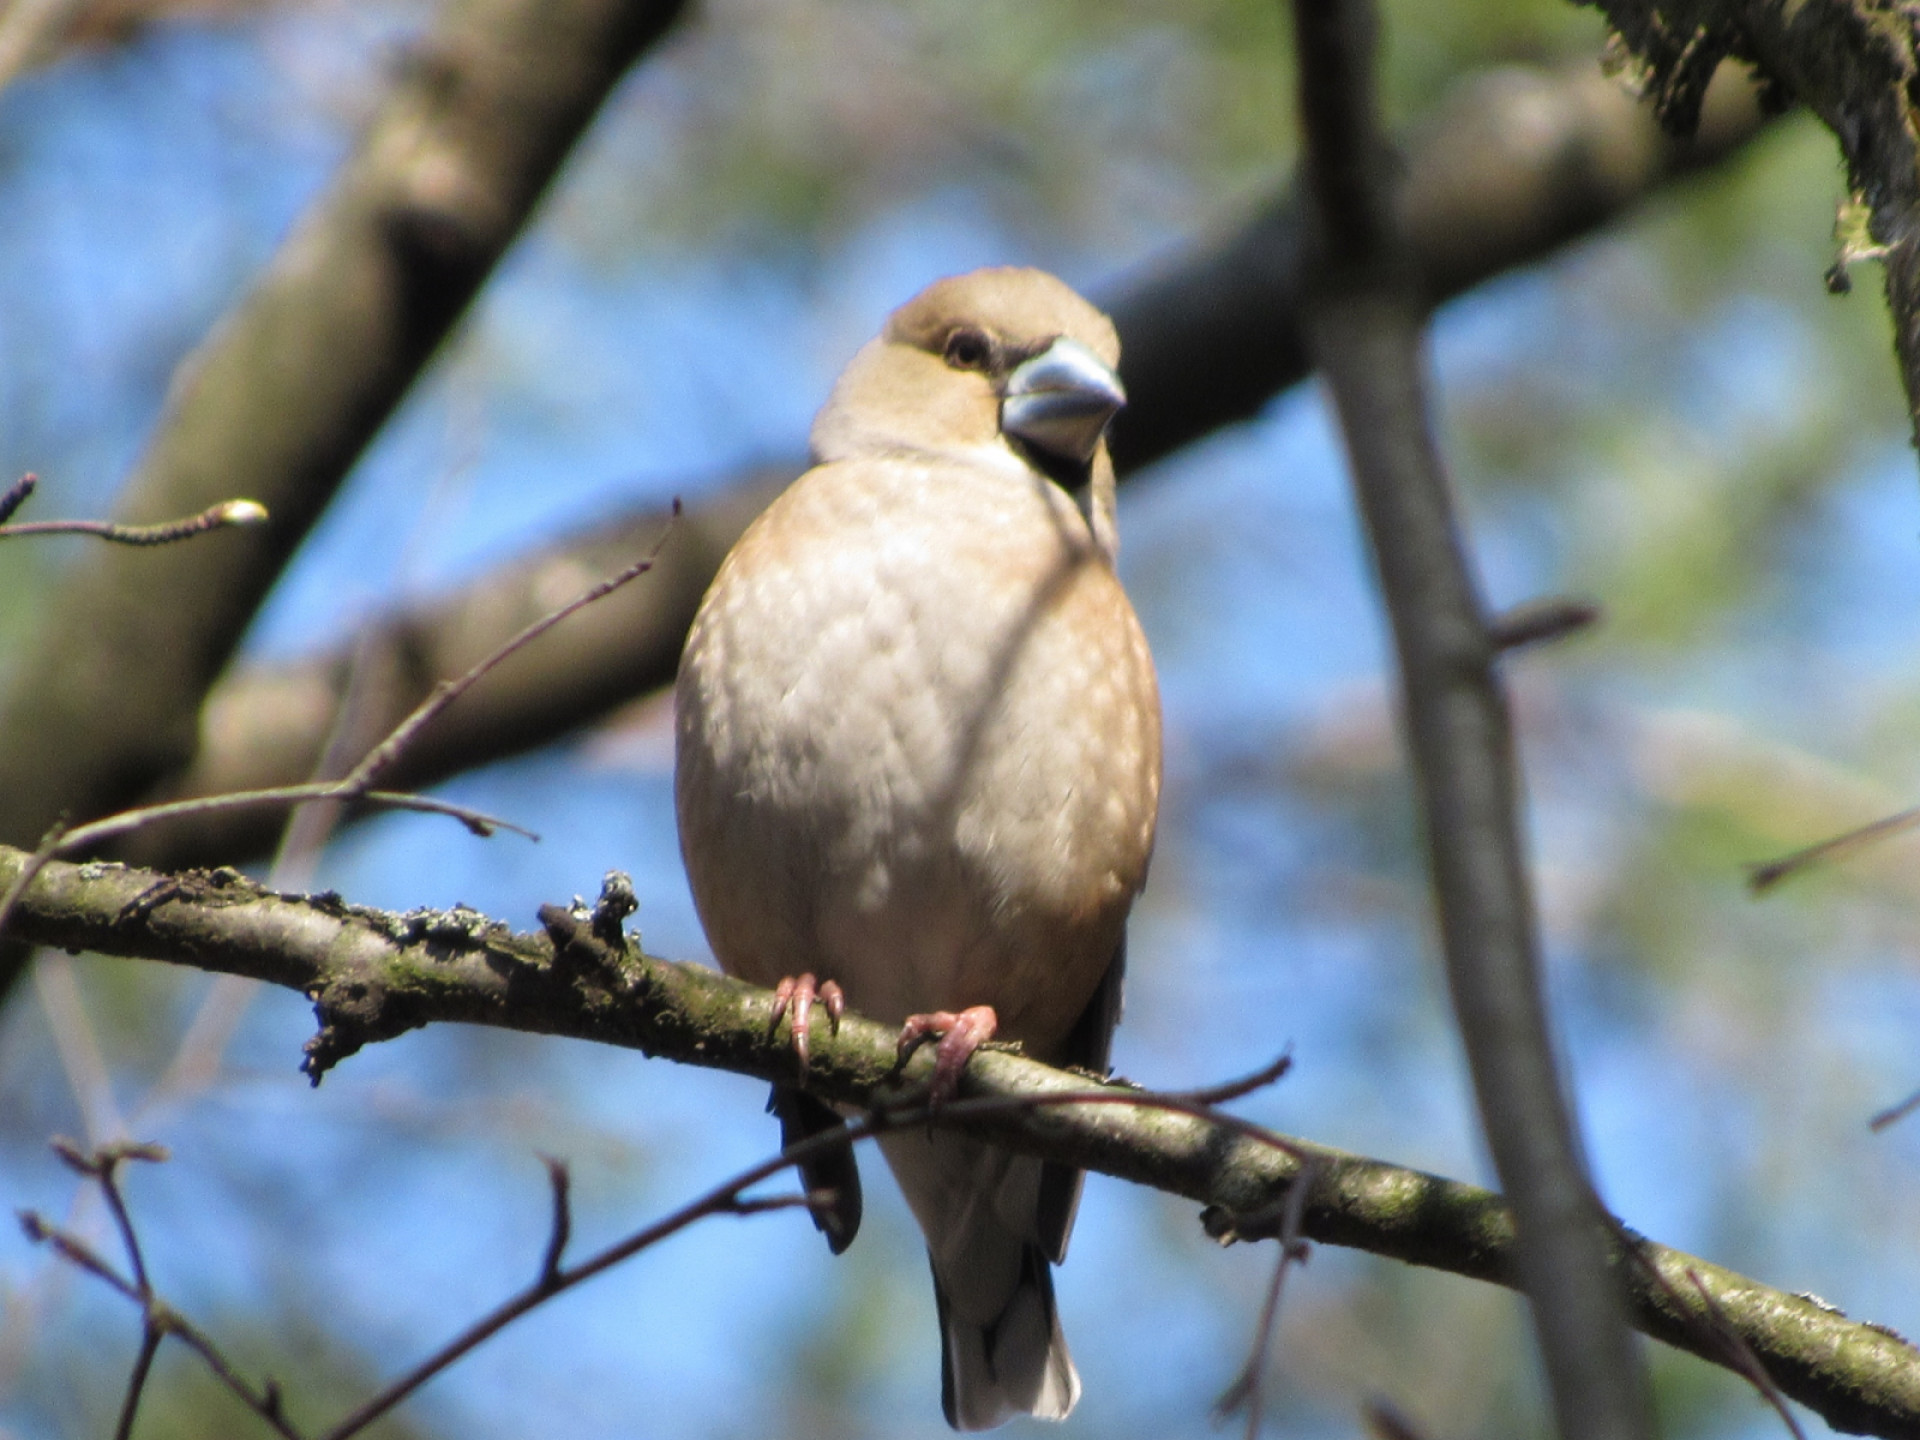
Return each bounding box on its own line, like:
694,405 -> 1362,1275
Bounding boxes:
1000,336 -> 1125,464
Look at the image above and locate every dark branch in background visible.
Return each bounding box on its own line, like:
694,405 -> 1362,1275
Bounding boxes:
3,851 -> 1918,1438
116,475 -> 766,871
0,0 -> 692,862
1106,52 -> 1768,471
103,54 -> 1773,875
0,523 -> 676,944
1290,3 -> 1650,1440
1582,0 -> 1920,451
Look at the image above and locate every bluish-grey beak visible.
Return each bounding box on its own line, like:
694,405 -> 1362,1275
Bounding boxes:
1001,337 -> 1126,464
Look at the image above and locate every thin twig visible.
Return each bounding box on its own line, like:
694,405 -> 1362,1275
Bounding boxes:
22,1144 -> 309,1440
0,511 -> 680,947
1168,1049 -> 1293,1107
344,502 -> 681,793
91,1149 -> 158,1296
0,787 -> 529,943
0,499 -> 268,545
0,472 -> 35,524
160,1317 -> 303,1440
0,818 -> 63,946
56,786 -> 533,854
1487,597 -> 1602,652
17,1211 -> 140,1299
1870,1087 -> 1920,1132
1603,1216 -> 1805,1440
315,1065 -> 1298,1440
1213,1156 -> 1320,1440
1685,1268 -> 1807,1440
113,1329 -> 163,1440
1748,804 -> 1920,893
30,1214 -> 307,1440
536,1156 -> 571,1287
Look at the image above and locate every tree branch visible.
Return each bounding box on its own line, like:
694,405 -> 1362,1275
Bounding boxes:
1584,0 -> 1920,450
1291,2 -> 1649,1439
3,845 -> 1918,1438
0,0 -> 691,855
110,54 -> 1772,874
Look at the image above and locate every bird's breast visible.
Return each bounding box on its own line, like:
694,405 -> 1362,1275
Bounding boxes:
675,455 -> 1161,1050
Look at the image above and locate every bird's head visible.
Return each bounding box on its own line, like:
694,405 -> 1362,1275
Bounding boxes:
810,267 -> 1127,553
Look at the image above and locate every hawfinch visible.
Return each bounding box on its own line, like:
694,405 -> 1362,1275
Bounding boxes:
674,266 -> 1161,1429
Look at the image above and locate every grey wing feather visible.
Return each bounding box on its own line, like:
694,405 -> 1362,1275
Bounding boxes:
1034,933 -> 1126,1262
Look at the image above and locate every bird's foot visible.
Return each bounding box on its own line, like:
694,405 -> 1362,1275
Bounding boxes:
895,1005 -> 998,1106
768,973 -> 844,1074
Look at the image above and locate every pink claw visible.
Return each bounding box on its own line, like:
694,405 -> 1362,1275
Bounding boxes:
895,1005 -> 998,1106
769,973 -> 843,1073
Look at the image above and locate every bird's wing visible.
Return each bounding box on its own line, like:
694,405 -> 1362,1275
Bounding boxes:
1034,931 -> 1126,1264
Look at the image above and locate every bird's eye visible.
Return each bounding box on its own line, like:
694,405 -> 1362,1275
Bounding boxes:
943,327 -> 994,371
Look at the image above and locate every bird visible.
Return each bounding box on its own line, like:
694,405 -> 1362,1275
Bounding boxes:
673,266 -> 1162,1430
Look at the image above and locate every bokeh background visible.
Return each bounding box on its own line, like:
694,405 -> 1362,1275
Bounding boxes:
4,1 -> 1920,1437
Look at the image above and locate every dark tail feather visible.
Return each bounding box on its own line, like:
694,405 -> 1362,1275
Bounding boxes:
767,1083 -> 862,1254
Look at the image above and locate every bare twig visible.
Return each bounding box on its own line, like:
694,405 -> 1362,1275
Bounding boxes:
113,1327 -> 164,1440
21,1202 -> 308,1440
0,520 -> 678,947
0,473 -> 35,524
313,1069 -> 1305,1440
17,1210 -> 140,1299
1685,1267 -> 1808,1440
1488,597 -> 1602,652
26,1141 -> 307,1440
1290,2 -> 1648,1438
49,1138 -> 168,1293
536,1155 -> 572,1287
1601,1212 -> 1806,1439
1170,1049 -> 1294,1106
1870,1087 -> 1920,1132
0,499 -> 269,545
1748,804 -> 1920,893
0,786 -> 529,943
0,819 -> 64,947
343,501 -> 680,793
1213,1156 -> 1320,1440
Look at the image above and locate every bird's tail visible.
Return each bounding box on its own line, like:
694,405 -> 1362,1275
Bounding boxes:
930,1233 -> 1079,1430
881,1132 -> 1081,1430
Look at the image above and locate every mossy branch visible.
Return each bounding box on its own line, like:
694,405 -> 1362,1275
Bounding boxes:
3,843 -> 1918,1437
